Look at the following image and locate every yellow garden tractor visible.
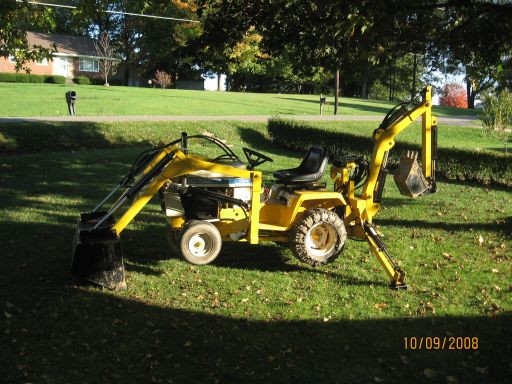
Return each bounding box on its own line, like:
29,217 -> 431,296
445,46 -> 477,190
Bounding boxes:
71,86 -> 438,290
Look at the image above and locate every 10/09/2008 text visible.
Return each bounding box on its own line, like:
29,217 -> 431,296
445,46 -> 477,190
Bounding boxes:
403,337 -> 478,350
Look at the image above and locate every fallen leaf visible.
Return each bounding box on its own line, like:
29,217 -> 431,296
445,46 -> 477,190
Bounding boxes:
478,235 -> 484,245
400,355 -> 409,365
423,368 -> 437,379
446,376 -> 459,384
374,377 -> 385,383
4,311 -> 12,319
475,366 -> 488,374
374,303 -> 388,310
442,252 -> 453,261
491,269 -> 499,273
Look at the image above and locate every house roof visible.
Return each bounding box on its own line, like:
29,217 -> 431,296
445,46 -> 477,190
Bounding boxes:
27,31 -> 98,57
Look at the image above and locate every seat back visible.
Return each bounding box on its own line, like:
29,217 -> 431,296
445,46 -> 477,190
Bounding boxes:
298,146 -> 326,174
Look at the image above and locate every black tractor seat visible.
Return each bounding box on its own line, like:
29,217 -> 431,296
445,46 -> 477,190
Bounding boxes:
273,146 -> 328,184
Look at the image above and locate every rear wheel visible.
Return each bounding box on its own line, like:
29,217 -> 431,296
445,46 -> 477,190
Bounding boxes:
179,220 -> 222,265
290,208 -> 346,266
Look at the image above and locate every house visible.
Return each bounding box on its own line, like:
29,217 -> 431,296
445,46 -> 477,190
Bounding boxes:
0,31 -> 109,80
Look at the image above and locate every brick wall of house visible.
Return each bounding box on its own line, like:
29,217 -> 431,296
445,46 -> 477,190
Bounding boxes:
0,57 -> 53,75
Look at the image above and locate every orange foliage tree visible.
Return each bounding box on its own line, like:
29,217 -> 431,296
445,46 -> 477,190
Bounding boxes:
440,83 -> 468,108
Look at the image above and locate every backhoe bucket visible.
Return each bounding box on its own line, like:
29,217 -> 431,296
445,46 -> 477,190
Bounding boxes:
71,211 -> 126,290
393,150 -> 430,198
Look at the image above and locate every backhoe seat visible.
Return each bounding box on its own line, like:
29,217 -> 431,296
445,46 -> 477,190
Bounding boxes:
273,146 -> 328,183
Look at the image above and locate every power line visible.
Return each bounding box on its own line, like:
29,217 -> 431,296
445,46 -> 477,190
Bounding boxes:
16,0 -> 200,23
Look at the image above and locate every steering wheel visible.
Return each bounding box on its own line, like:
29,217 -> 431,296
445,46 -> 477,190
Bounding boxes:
242,147 -> 273,170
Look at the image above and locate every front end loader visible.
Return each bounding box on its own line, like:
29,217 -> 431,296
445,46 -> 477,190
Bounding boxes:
71,86 -> 438,290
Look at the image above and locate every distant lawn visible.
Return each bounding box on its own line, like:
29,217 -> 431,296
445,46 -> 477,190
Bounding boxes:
0,83 -> 478,118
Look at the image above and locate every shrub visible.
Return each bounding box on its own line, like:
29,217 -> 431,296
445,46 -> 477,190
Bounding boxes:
45,75 -> 66,84
368,81 -> 389,101
153,70 -> 172,88
109,78 -> 124,86
480,90 -> 512,153
73,76 -> 91,85
268,118 -> 512,187
89,77 -> 123,86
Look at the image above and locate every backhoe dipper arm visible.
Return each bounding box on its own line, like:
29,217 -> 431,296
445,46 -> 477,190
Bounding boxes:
354,86 -> 437,289
362,86 -> 438,204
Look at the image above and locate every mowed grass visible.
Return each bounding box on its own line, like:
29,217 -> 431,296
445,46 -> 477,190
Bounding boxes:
0,82 -> 478,118
0,122 -> 510,383
0,119 -> 501,156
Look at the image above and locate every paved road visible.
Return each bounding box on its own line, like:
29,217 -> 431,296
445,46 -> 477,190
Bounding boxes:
0,114 -> 480,127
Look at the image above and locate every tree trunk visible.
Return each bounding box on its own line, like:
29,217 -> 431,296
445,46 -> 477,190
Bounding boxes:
217,73 -> 221,91
411,54 -> 417,100
466,79 -> 475,109
360,60 -> 369,98
334,68 -> 340,115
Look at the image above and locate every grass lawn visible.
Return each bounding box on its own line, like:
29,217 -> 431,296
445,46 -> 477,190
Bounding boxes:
0,82 -> 478,118
0,119 -> 505,155
1,121 -> 510,383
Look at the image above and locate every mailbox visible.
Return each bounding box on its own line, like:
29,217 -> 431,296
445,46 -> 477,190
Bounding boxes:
65,90 -> 77,116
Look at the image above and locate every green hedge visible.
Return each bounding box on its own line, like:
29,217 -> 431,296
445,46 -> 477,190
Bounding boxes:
73,76 -> 91,85
268,118 -> 512,187
45,75 -> 66,84
0,72 -> 46,83
0,72 -> 69,84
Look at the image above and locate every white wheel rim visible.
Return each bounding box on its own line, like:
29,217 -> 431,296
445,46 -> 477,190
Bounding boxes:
188,233 -> 214,258
305,223 -> 337,260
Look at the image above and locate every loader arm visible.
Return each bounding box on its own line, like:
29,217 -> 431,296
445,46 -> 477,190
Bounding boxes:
113,149 -> 263,243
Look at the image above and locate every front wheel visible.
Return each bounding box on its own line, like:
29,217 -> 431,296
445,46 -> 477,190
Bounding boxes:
290,208 -> 346,266
179,220 -> 222,265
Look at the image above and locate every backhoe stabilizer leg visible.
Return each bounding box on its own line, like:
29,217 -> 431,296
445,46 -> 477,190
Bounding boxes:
362,222 -> 407,290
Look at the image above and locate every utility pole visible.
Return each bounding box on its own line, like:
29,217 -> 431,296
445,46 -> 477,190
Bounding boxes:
334,68 -> 340,115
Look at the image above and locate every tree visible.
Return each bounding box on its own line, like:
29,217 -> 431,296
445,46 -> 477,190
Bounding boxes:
481,90 -> 512,153
94,31 -> 117,86
0,0 -> 55,72
199,0 -> 512,102
440,83 -> 467,108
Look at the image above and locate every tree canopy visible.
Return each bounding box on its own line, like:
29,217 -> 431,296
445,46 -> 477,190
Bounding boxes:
2,0 -> 511,105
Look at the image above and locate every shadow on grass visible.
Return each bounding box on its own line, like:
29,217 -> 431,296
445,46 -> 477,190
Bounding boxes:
1,142 -> 511,383
1,283 -> 510,383
236,126 -> 300,159
0,121 -> 154,155
276,97 -> 392,115
375,217 -> 512,239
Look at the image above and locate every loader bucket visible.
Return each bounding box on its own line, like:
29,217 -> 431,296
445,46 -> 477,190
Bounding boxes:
71,211 -> 126,290
393,150 -> 430,198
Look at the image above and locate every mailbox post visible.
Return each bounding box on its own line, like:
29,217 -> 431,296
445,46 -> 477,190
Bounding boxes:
65,91 -> 77,116
319,94 -> 328,116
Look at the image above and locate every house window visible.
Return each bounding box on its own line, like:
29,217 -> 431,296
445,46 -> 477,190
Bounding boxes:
79,58 -> 99,72
8,55 -> 16,63
35,58 -> 48,66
